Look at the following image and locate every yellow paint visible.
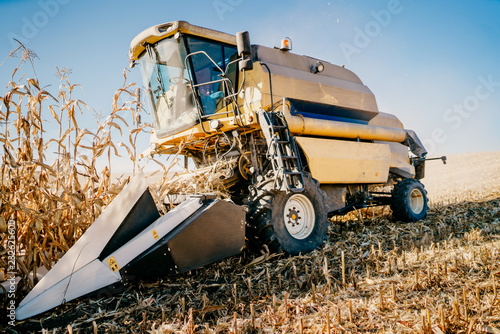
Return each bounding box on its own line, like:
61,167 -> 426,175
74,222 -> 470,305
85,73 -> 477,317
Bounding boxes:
296,137 -> 391,184
152,229 -> 159,240
284,106 -> 407,143
107,256 -> 119,272
130,21 -> 237,61
147,112 -> 260,154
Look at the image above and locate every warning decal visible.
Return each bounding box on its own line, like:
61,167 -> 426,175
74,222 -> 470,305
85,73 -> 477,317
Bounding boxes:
107,256 -> 120,272
152,229 -> 159,240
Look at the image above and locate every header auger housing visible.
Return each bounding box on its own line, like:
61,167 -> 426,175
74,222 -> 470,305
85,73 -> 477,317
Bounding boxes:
17,21 -> 435,320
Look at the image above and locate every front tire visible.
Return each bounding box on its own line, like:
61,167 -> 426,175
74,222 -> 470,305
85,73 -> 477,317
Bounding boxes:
391,178 -> 428,222
246,173 -> 328,255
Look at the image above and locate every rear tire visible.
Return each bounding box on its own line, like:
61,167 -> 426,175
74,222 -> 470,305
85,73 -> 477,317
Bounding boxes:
246,173 -> 328,255
391,178 -> 428,222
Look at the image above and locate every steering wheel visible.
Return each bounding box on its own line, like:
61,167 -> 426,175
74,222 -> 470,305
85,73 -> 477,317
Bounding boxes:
169,77 -> 189,85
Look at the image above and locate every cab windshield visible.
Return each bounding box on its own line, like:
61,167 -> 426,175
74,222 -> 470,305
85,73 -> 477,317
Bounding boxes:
138,35 -> 238,137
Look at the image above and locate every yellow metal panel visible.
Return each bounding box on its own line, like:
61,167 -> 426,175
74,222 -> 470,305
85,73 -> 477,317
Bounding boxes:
283,105 -> 407,143
385,142 -> 411,168
368,111 -> 404,129
295,137 -> 391,184
251,45 -> 380,113
129,21 -> 236,61
382,141 -> 415,177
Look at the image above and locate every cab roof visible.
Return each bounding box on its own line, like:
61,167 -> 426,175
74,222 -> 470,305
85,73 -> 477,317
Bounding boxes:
129,21 -> 236,62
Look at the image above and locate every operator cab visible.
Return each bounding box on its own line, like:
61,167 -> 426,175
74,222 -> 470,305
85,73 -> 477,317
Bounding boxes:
133,23 -> 241,138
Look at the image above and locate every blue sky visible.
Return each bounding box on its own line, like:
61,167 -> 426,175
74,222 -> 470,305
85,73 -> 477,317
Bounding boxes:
1,0 -> 499,172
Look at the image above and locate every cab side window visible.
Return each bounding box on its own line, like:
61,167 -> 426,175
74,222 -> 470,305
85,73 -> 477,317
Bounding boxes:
187,37 -> 238,115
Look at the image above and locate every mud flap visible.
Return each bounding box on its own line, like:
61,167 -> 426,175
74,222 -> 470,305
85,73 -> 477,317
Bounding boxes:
16,173 -> 245,320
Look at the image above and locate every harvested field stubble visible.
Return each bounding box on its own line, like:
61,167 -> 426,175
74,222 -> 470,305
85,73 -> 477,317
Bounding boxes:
2,47 -> 500,333
9,192 -> 500,333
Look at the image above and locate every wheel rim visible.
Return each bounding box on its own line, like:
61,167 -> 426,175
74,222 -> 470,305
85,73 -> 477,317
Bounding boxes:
409,188 -> 425,214
283,194 -> 315,240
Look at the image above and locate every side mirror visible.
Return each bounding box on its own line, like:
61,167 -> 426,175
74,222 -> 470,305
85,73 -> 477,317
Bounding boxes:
239,59 -> 253,72
236,31 -> 251,57
236,31 -> 253,72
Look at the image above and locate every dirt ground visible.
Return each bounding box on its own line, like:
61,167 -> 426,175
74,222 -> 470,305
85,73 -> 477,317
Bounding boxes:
424,150 -> 500,204
5,151 -> 500,333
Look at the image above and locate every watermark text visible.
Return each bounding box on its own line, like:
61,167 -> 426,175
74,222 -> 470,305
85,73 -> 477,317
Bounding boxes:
7,0 -> 72,48
6,219 -> 16,326
423,75 -> 499,154
340,0 -> 404,63
213,0 -> 244,21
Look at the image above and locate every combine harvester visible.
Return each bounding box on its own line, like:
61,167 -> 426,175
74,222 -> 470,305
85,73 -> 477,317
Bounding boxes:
16,21 -> 437,319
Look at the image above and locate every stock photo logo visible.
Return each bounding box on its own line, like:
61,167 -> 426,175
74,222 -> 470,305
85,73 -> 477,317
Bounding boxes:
6,0 -> 71,48
423,75 -> 500,154
339,0 -> 405,64
212,0 -> 243,21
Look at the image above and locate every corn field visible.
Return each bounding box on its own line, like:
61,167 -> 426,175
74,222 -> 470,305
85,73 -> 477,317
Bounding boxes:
0,44 -> 151,303
2,45 -> 500,333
